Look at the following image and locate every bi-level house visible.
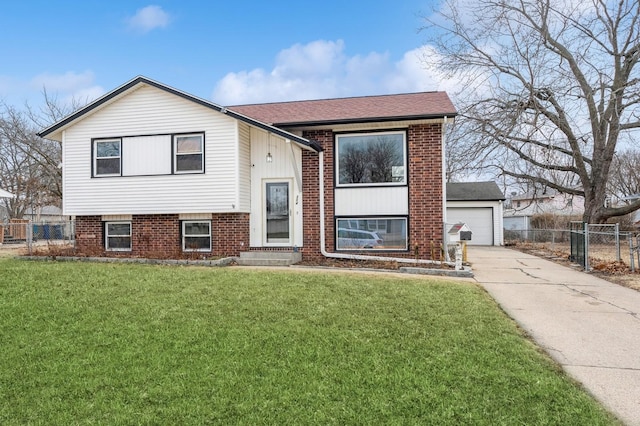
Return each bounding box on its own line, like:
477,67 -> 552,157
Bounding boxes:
38,76 -> 456,261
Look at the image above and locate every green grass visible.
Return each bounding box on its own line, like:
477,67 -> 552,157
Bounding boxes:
0,259 -> 619,425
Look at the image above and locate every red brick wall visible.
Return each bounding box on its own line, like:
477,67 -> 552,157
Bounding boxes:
132,214 -> 181,258
301,123 -> 444,261
212,213 -> 250,256
301,129 -> 333,259
407,123 -> 444,259
74,213 -> 249,258
75,215 -> 103,255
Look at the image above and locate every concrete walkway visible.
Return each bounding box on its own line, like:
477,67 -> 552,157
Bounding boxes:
468,246 -> 640,425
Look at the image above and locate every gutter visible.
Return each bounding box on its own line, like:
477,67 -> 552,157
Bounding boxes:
318,151 -> 454,266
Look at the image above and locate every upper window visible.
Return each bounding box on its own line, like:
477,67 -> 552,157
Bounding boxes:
94,139 -> 122,177
105,221 -> 131,251
182,221 -> 211,251
336,132 -> 406,186
174,134 -> 204,173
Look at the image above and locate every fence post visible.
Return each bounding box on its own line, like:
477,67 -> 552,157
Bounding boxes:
615,223 -> 620,262
584,222 -> 590,272
632,238 -> 635,272
27,220 -> 33,255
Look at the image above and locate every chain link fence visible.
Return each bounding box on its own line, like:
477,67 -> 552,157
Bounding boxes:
0,220 -> 75,253
506,224 -> 637,271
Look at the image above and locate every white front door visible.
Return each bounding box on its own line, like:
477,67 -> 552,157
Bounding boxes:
264,180 -> 292,245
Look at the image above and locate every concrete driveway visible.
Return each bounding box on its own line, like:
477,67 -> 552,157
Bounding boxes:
468,246 -> 640,425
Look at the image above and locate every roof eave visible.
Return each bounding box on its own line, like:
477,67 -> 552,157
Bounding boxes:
272,112 -> 457,129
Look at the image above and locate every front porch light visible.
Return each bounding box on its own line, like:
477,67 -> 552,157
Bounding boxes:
266,151 -> 273,163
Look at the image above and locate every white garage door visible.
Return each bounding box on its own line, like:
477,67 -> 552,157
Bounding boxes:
447,207 -> 494,245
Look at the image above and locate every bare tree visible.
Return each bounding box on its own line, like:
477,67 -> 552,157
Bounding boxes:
608,148 -> 640,204
0,90 -> 83,219
339,144 -> 368,183
368,138 -> 402,182
425,0 -> 640,223
0,106 -> 53,218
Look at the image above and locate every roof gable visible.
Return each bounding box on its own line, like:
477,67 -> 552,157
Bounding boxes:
37,76 -> 321,152
229,92 -> 457,126
447,181 -> 505,201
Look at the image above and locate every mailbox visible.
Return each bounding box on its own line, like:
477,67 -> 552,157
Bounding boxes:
448,223 -> 472,243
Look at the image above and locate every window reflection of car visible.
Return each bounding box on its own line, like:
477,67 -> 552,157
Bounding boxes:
337,228 -> 383,249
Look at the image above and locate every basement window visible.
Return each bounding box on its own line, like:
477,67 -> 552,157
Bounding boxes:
182,221 -> 211,252
105,222 -> 131,251
336,217 -> 407,251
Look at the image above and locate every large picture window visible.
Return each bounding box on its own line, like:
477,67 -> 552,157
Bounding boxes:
105,222 -> 131,251
94,139 -> 122,177
336,218 -> 407,251
174,134 -> 204,173
182,221 -> 211,251
336,132 -> 406,186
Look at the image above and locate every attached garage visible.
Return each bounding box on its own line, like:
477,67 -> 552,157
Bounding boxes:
446,182 -> 505,246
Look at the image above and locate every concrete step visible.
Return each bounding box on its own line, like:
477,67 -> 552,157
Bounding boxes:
237,251 -> 302,266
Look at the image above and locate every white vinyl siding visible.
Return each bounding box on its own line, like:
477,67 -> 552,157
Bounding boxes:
63,84 -> 241,215
238,122 -> 251,212
122,135 -> 171,176
334,187 -> 408,216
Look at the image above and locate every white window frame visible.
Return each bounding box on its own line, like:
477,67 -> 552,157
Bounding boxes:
182,220 -> 211,252
174,133 -> 204,174
336,217 -> 408,251
335,131 -> 407,187
94,139 -> 122,177
105,221 -> 132,251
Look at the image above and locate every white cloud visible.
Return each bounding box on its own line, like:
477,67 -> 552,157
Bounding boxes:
126,5 -> 170,33
30,71 -> 104,107
213,40 -> 450,105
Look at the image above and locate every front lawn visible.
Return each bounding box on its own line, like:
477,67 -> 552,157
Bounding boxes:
0,259 -> 618,424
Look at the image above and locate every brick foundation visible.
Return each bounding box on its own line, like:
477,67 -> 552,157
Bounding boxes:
74,213 -> 250,258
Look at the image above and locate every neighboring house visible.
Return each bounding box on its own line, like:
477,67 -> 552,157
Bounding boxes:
38,76 -> 456,260
0,189 -> 14,223
24,205 -> 67,223
0,188 -> 14,199
503,189 -> 585,231
446,181 -> 505,246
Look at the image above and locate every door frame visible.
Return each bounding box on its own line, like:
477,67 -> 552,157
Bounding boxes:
263,178 -> 294,247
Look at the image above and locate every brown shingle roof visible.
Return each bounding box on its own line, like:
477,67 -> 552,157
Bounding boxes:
447,182 -> 505,201
229,91 -> 456,126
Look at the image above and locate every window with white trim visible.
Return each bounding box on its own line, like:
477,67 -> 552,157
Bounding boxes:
336,218 -> 407,250
174,134 -> 204,173
336,131 -> 406,186
105,222 -> 131,251
182,221 -> 211,251
94,139 -> 122,177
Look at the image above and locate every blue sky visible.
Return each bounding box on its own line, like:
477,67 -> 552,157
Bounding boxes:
0,1 -> 449,110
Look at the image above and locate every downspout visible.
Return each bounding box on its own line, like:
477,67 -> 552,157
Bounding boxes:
442,116 -> 450,261
318,151 -> 453,266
